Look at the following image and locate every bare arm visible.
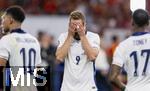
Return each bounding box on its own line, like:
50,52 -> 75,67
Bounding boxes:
56,35 -> 73,62
56,23 -> 76,62
77,23 -> 99,61
109,64 -> 126,90
0,58 -> 7,71
80,35 -> 99,61
0,58 -> 7,66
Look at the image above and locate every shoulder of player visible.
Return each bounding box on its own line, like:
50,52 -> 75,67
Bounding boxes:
0,34 -> 12,42
27,33 -> 37,39
61,32 -> 68,36
144,33 -> 150,38
58,32 -> 68,39
117,37 -> 131,50
86,31 -> 99,39
129,32 -> 150,38
27,33 -> 40,43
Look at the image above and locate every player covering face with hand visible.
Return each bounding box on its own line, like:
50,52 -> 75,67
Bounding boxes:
56,11 -> 100,91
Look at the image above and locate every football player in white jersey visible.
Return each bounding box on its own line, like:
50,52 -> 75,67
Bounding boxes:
0,6 -> 41,91
109,9 -> 150,91
56,11 -> 100,91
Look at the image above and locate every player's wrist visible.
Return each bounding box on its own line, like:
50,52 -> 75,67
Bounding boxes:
79,34 -> 86,39
67,34 -> 74,41
67,32 -> 73,37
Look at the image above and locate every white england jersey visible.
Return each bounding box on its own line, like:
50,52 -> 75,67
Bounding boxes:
0,29 -> 41,91
58,31 -> 100,91
113,32 -> 150,91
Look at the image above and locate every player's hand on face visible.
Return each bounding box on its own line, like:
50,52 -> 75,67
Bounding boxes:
76,23 -> 85,36
68,23 -> 76,36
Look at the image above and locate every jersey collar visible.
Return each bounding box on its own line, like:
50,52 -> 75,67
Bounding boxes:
10,28 -> 26,34
132,32 -> 149,36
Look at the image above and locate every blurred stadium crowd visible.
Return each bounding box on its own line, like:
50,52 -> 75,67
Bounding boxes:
0,0 -> 150,91
0,0 -> 149,29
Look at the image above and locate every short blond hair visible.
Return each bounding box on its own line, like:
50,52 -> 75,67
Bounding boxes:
69,11 -> 85,24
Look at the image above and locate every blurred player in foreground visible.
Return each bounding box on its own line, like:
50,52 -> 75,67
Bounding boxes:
109,9 -> 150,91
56,11 -> 100,91
0,6 -> 41,91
